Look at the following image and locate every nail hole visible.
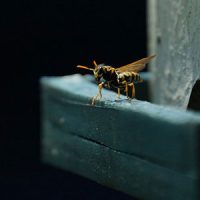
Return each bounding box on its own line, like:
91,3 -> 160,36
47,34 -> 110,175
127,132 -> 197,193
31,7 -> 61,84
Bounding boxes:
157,36 -> 161,44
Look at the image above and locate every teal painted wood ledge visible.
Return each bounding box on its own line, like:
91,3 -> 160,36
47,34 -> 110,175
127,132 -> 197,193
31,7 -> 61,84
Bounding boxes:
41,74 -> 200,200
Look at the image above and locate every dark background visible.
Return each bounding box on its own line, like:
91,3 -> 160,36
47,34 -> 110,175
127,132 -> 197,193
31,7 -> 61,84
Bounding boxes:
1,0 -> 146,199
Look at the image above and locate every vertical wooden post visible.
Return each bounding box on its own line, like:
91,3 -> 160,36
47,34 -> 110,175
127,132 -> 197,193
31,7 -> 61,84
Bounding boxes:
148,0 -> 200,109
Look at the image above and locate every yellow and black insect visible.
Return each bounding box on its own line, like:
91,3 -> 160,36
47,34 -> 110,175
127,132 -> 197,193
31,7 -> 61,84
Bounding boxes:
77,55 -> 155,104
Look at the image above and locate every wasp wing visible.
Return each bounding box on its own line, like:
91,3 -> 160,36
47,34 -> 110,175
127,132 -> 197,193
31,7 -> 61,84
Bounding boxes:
116,55 -> 156,73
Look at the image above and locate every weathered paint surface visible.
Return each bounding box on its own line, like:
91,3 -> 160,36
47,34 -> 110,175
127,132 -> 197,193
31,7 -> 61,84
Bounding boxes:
148,0 -> 200,108
41,75 -> 200,200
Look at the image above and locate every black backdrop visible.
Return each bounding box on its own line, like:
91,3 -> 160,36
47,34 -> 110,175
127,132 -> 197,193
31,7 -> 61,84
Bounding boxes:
1,0 -> 146,199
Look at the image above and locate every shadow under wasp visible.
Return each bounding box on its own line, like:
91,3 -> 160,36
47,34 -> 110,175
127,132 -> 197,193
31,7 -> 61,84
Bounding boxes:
77,55 -> 155,105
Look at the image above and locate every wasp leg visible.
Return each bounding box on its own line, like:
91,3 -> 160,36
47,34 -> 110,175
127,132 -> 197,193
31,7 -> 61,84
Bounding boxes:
125,82 -> 129,98
92,82 -> 104,105
115,87 -> 121,100
98,82 -> 104,98
117,87 -> 121,99
107,82 -> 111,89
128,83 -> 135,98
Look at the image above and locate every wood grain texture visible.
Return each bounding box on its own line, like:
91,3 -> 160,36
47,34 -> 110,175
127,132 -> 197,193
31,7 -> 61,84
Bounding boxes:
148,0 -> 200,109
41,74 -> 200,200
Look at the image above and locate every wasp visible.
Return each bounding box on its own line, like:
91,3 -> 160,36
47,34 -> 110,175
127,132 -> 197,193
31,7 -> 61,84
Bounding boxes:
77,55 -> 155,104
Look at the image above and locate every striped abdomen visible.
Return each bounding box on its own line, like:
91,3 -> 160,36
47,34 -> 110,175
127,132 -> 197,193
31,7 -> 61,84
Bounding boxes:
117,72 -> 141,84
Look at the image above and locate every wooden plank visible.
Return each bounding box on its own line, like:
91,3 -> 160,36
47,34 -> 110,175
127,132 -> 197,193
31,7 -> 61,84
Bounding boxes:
41,74 -> 200,200
42,125 -> 199,200
148,0 -> 200,109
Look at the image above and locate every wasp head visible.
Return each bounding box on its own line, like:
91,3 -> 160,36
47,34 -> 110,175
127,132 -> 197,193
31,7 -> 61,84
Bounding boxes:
77,60 -> 104,83
93,61 -> 104,82
94,66 -> 104,82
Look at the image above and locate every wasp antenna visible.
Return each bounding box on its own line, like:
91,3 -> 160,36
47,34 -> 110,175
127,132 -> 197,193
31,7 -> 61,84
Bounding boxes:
76,65 -> 94,71
93,60 -> 98,67
150,54 -> 156,58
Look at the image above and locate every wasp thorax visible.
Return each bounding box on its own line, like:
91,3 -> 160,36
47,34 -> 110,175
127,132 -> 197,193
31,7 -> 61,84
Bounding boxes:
117,73 -> 125,83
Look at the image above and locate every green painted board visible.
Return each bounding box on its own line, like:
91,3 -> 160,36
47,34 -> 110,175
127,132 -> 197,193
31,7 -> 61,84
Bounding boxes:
41,74 -> 200,200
